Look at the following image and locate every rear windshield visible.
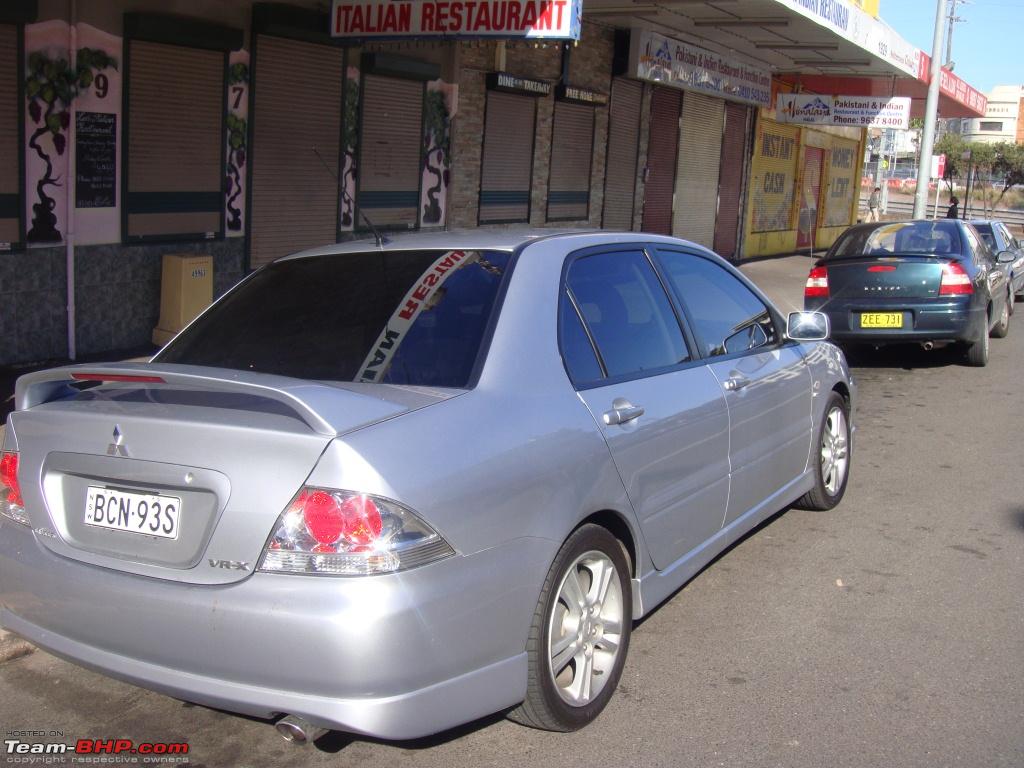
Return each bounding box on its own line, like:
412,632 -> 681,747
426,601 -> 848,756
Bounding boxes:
828,221 -> 964,259
156,249 -> 511,388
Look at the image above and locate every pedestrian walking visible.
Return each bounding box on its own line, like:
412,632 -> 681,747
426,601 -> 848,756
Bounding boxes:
867,186 -> 881,222
946,196 -> 959,219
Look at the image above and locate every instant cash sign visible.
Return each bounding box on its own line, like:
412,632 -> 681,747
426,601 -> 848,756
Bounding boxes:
331,0 -> 582,39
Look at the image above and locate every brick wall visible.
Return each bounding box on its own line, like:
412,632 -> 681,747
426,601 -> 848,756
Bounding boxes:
448,23 -> 617,231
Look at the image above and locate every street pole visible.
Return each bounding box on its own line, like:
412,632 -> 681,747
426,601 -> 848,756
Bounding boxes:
913,0 -> 947,219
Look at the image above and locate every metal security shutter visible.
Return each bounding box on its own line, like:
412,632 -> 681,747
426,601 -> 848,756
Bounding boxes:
602,77 -> 641,231
0,24 -> 19,245
641,86 -> 680,235
250,35 -> 343,267
358,74 -> 422,228
797,146 -> 825,249
479,92 -> 534,224
547,101 -> 594,221
823,137 -> 858,228
126,41 -> 223,240
713,102 -> 750,259
672,92 -> 724,249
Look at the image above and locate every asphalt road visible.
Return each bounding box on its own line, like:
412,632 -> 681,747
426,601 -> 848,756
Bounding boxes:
1,255 -> 1022,768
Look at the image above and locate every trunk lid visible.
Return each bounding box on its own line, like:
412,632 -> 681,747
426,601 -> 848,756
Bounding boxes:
822,255 -> 950,301
10,363 -> 456,584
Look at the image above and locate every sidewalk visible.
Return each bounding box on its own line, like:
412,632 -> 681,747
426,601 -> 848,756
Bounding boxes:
738,251 -> 817,312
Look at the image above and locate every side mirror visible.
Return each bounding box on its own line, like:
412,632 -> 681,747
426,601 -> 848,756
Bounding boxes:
997,250 -> 1016,264
787,311 -> 830,341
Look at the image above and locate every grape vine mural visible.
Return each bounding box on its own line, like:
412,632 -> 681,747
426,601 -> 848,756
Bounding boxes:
225,57 -> 249,234
421,88 -> 450,226
340,69 -> 360,231
24,46 -> 116,243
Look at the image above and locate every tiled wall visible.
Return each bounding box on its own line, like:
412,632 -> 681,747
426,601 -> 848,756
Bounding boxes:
0,239 -> 245,366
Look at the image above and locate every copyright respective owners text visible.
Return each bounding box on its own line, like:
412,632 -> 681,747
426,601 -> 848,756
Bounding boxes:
4,731 -> 190,765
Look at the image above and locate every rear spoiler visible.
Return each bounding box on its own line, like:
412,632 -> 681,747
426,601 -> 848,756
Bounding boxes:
14,363 -> 401,437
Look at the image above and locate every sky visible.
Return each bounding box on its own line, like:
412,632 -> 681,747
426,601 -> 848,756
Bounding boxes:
878,0 -> 1024,94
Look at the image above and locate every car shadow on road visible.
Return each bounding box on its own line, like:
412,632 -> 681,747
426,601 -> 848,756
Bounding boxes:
1009,507 -> 1024,532
841,343 -> 967,371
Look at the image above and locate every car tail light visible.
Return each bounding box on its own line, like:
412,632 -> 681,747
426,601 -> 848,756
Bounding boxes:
259,487 -> 454,576
939,262 -> 973,296
0,452 -> 29,527
805,266 -> 829,298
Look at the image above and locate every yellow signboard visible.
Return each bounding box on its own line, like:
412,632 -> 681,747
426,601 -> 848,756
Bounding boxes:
850,0 -> 879,17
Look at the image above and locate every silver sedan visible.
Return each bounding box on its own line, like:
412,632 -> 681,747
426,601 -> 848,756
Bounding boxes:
0,230 -> 854,742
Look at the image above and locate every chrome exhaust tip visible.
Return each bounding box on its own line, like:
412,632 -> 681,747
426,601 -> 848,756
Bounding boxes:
275,715 -> 328,745
921,341 -> 934,351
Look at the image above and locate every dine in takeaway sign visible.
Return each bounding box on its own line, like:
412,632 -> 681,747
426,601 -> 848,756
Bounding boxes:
331,0 -> 582,39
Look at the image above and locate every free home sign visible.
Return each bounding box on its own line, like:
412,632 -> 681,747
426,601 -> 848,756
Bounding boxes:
776,94 -> 911,129
331,0 -> 582,39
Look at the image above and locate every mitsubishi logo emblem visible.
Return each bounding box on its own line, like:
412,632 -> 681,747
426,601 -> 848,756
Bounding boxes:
107,425 -> 129,457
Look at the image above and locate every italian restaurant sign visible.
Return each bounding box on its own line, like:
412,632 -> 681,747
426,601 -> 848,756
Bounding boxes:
628,30 -> 771,108
775,94 -> 911,129
331,0 -> 582,39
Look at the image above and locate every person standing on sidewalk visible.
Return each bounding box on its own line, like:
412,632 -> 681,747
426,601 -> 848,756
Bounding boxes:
946,196 -> 959,219
867,186 -> 881,222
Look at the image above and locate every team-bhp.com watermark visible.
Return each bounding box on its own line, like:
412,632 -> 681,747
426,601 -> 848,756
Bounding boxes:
4,732 -> 189,764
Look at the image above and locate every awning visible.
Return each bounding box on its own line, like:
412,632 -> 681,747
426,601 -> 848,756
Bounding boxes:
584,0 -> 987,117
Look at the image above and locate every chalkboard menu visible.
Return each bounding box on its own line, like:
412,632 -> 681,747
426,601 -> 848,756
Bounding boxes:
76,112 -> 117,208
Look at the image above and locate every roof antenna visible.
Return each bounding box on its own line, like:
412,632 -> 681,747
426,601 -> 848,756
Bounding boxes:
311,146 -> 389,249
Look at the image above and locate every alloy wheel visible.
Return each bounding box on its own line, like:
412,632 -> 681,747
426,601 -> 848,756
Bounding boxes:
820,406 -> 849,496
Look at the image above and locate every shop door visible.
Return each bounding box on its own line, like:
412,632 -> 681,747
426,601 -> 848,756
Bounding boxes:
713,103 -> 750,260
797,147 -> 825,250
672,92 -> 724,248
641,87 -> 680,235
249,36 -> 346,270
358,75 -> 424,228
250,35 -> 344,268
602,78 -> 642,230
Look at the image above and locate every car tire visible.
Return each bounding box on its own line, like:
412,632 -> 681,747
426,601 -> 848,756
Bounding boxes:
509,524 -> 632,732
991,296 -> 1010,339
794,391 -> 851,511
964,319 -> 989,367
1008,287 -> 1015,316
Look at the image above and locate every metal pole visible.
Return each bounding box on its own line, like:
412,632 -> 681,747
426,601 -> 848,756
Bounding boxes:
913,0 -> 947,219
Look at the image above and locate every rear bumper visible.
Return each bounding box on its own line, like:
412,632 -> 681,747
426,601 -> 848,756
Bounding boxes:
0,521 -> 554,740
808,298 -> 984,345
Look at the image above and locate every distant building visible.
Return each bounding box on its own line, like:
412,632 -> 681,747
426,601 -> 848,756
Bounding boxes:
961,85 -> 1024,144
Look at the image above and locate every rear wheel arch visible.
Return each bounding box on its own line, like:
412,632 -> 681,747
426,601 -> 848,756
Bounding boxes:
575,510 -> 638,578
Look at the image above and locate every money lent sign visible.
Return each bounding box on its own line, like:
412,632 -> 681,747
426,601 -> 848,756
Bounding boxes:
332,0 -> 582,39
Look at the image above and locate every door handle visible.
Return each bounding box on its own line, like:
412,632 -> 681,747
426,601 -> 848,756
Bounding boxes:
603,402 -> 645,426
724,374 -> 751,392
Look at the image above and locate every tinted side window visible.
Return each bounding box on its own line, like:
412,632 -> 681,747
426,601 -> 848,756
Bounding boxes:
963,225 -> 986,262
566,250 -> 689,378
156,249 -> 510,387
559,293 -> 603,385
656,250 -> 776,358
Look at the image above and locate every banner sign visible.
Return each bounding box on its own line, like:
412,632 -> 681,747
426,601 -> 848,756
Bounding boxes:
555,84 -> 607,106
628,30 -> 771,108
331,0 -> 582,39
486,71 -> 551,96
776,94 -> 911,129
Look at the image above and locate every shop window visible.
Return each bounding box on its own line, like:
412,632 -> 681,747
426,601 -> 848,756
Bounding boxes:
479,91 -> 535,224
123,15 -> 240,242
979,121 -> 1003,132
0,24 -> 22,248
547,101 -> 594,222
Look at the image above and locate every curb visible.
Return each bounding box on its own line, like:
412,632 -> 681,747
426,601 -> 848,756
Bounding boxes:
0,630 -> 35,664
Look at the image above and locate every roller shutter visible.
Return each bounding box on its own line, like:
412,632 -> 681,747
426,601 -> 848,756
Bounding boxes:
0,24 -> 19,246
126,41 -> 223,240
602,77 -> 641,231
713,102 -> 750,260
479,91 -> 535,224
672,92 -> 723,249
797,146 -> 825,249
547,101 -> 594,221
250,35 -> 343,268
641,86 -> 680,235
823,137 -> 858,228
358,74 -> 423,228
